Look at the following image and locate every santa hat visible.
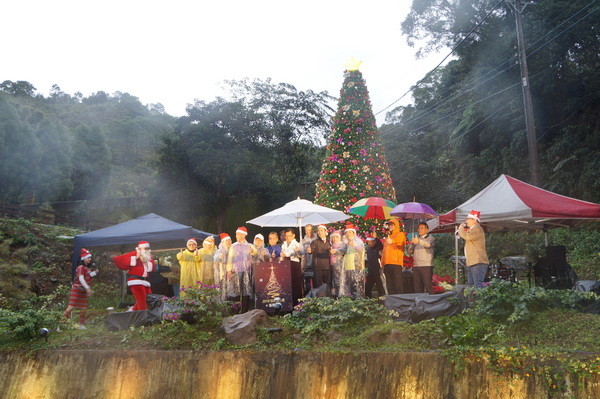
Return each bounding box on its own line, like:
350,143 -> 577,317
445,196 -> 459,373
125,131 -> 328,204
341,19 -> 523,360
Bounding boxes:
80,248 -> 92,260
344,223 -> 356,232
219,233 -> 231,242
137,241 -> 150,249
366,236 -> 376,241
330,230 -> 341,238
254,233 -> 264,241
203,236 -> 215,243
187,238 -> 197,245
467,210 -> 481,222
317,224 -> 327,231
236,226 -> 248,235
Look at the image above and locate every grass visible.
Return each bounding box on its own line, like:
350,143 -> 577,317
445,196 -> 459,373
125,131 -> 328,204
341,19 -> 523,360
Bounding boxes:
502,309 -> 600,352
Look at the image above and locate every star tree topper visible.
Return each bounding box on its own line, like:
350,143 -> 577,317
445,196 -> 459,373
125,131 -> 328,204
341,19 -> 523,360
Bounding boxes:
345,57 -> 362,71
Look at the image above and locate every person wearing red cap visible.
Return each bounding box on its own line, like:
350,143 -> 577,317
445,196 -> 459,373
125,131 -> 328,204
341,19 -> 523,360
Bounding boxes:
458,210 -> 489,287
63,248 -> 97,329
112,241 -> 156,311
177,238 -> 201,296
340,223 -> 365,298
198,236 -> 217,286
214,233 -> 232,300
226,227 -> 257,312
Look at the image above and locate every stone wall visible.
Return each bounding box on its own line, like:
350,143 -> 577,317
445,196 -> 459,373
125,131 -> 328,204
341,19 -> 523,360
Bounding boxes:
0,350 -> 598,398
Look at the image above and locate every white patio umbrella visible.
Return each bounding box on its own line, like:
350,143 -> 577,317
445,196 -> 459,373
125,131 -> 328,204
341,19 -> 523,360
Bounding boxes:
247,197 -> 350,240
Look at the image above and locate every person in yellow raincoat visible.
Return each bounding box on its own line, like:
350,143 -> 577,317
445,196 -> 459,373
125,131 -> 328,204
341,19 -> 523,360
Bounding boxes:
177,238 -> 201,295
198,236 -> 217,286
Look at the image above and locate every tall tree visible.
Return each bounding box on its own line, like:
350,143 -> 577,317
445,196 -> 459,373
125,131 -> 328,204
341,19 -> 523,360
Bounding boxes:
155,99 -> 272,232
314,64 -> 396,233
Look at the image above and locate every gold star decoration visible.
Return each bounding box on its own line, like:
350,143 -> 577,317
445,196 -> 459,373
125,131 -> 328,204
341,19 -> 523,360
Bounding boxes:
345,57 -> 362,71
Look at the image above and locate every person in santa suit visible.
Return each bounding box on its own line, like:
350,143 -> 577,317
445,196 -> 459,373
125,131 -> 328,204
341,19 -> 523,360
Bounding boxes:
112,241 -> 156,311
63,248 -> 97,329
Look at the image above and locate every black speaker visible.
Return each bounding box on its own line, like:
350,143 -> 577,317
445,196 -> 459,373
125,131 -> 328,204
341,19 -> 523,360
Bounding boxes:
536,245 -> 576,289
546,245 -> 567,274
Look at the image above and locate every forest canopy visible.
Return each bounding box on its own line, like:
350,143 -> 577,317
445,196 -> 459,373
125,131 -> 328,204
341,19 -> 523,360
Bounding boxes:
0,0 -> 598,233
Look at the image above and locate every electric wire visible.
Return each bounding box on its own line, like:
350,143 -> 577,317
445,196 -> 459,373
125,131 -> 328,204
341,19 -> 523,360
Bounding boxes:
379,3 -> 599,141
373,0 -> 506,117
380,0 -> 598,132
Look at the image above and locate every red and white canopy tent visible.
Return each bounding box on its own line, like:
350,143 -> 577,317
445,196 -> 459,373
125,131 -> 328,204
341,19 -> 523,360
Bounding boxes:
429,174 -> 600,281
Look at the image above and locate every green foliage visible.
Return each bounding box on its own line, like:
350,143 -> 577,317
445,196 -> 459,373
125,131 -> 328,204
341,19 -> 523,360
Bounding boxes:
384,0 -> 600,211
0,85 -> 174,205
423,309 -> 497,347
163,284 -> 232,327
442,346 -> 600,395
0,309 -> 60,341
281,297 -> 394,336
154,80 -> 332,232
505,309 -> 600,352
469,281 -> 597,324
0,262 -> 32,307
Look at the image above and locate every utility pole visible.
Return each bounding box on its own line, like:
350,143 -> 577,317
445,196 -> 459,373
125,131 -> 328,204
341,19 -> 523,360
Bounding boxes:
507,0 -> 540,186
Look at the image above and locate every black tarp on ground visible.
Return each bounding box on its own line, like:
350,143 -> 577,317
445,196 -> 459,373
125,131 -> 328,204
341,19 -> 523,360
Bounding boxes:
384,288 -> 467,323
71,213 -> 214,276
105,294 -> 176,331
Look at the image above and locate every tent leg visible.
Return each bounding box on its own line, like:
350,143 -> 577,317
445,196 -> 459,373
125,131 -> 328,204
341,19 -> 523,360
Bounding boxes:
455,226 -> 459,284
120,270 -> 128,308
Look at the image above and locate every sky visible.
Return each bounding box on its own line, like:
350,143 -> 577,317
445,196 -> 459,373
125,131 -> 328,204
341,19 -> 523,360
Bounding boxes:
3,0 -> 444,125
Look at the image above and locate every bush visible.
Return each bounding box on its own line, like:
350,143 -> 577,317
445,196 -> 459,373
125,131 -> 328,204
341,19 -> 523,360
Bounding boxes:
163,284 -> 231,327
424,309 -> 497,347
281,297 -> 395,336
0,308 -> 60,341
469,281 -> 597,324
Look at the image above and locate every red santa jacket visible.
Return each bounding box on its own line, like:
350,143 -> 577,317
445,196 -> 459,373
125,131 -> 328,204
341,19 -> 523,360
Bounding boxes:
112,251 -> 155,287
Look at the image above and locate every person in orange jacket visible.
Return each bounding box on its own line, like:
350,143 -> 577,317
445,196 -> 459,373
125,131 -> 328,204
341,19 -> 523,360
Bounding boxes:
381,218 -> 406,294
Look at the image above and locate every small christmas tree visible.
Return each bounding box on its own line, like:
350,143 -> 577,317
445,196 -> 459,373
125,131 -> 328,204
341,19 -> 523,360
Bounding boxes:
314,60 -> 396,234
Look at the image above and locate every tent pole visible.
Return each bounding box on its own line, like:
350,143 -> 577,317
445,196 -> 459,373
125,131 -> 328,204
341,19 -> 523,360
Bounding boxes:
455,225 -> 459,284
298,217 -> 303,242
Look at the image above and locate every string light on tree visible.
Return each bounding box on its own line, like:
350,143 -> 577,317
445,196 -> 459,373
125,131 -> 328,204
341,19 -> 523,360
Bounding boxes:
314,59 -> 396,234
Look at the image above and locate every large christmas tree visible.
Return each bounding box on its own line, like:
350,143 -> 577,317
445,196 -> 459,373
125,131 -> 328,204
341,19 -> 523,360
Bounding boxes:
314,60 -> 396,234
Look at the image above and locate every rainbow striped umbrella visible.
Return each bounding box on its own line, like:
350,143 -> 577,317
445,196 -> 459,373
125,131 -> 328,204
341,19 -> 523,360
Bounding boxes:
349,197 -> 397,220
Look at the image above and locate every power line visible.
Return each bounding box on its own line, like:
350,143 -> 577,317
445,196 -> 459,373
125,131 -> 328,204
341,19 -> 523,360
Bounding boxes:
381,67 -> 552,149
373,0 -> 506,116
379,2 -> 599,141
382,0 -> 598,131
438,66 -> 554,150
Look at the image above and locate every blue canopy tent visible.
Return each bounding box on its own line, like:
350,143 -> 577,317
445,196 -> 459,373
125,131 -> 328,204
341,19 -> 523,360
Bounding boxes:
71,213 -> 214,276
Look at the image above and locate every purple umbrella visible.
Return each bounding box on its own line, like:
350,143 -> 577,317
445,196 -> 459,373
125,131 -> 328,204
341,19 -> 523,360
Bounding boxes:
390,202 -> 438,219
391,202 -> 438,240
